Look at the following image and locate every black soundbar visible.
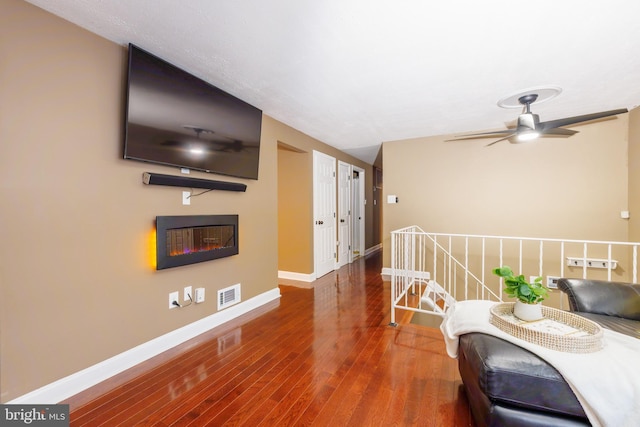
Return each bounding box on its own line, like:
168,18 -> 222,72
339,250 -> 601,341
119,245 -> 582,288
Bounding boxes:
142,172 -> 247,192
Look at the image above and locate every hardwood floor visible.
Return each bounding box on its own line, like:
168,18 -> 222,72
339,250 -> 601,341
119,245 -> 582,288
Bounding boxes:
64,251 -> 474,426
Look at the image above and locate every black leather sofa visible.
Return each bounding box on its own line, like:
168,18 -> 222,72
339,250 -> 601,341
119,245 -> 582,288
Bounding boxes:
458,278 -> 640,427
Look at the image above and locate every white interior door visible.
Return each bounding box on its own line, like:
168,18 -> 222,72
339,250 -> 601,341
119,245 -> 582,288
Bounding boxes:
337,161 -> 351,268
313,151 -> 336,278
351,167 -> 365,259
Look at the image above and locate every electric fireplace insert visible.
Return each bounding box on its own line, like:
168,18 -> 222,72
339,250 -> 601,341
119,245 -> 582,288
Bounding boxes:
156,215 -> 238,269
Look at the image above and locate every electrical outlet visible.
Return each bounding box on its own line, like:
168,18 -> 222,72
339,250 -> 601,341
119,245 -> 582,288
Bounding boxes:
184,286 -> 193,302
169,291 -> 179,309
182,191 -> 191,205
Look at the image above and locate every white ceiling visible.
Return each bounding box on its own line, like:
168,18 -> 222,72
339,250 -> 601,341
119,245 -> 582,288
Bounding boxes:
25,0 -> 640,164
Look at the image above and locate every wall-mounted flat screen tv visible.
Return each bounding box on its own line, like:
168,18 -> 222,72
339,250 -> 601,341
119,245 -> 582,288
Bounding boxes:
124,44 -> 262,180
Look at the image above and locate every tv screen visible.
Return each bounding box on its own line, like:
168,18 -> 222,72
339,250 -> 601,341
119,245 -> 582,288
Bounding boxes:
124,44 -> 262,180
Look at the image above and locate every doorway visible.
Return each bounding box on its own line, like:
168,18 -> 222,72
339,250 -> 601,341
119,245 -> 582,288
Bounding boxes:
337,161 -> 351,268
351,166 -> 365,259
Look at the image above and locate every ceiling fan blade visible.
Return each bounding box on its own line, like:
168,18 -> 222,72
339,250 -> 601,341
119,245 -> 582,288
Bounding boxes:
485,134 -> 516,147
446,129 -> 516,142
540,108 -> 627,131
540,127 -> 578,136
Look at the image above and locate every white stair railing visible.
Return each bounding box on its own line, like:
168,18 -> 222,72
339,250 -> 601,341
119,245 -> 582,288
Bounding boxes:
389,226 -> 640,325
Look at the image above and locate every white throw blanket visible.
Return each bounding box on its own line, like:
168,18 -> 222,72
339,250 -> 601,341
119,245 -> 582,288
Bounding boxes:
440,300 -> 640,427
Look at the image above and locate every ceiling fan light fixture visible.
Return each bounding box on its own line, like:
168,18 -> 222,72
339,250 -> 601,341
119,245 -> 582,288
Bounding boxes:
516,130 -> 540,142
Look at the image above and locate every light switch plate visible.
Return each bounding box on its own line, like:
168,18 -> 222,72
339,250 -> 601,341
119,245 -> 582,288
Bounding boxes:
195,287 -> 205,303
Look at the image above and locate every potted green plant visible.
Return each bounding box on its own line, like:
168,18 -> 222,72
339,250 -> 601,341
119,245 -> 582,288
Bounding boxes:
492,266 -> 549,321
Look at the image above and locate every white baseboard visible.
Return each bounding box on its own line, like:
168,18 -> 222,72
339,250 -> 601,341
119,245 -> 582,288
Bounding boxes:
278,270 -> 315,282
8,287 -> 281,404
278,245 -> 382,283
365,244 -> 382,256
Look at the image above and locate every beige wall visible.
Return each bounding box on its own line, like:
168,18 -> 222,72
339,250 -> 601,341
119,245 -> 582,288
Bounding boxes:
628,107 -> 640,241
382,112 -> 631,269
1,0 -> 280,400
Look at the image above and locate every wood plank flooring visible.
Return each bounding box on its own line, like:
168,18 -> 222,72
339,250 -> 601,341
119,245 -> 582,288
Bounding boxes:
64,251 -> 474,426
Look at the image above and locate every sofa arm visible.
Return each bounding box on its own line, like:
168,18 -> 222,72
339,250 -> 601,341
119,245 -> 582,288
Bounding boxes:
557,278 -> 640,321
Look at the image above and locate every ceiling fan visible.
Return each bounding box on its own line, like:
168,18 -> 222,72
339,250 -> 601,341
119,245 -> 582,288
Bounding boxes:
448,94 -> 628,146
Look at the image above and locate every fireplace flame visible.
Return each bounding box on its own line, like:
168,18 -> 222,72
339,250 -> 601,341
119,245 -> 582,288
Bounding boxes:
169,244 -> 224,257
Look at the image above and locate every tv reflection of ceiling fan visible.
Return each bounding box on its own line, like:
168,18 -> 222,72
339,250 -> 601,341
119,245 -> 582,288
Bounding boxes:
162,125 -> 257,153
448,94 -> 628,146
